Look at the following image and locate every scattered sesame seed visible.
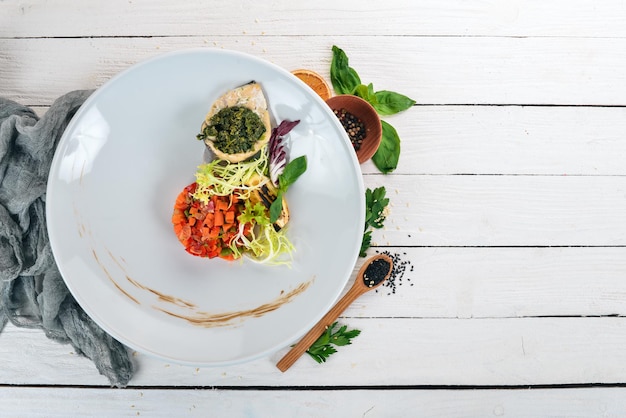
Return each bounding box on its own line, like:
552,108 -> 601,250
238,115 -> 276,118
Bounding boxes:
374,250 -> 414,296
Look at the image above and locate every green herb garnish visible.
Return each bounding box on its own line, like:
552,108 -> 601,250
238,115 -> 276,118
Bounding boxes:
239,200 -> 271,226
360,186 -> 389,257
330,45 -> 415,173
269,155 -> 307,223
372,122 -> 401,174
306,322 -> 361,364
372,90 -> 416,116
330,46 -> 361,95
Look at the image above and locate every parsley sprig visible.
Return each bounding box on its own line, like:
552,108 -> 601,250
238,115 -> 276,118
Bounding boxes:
360,186 -> 389,257
306,322 -> 361,364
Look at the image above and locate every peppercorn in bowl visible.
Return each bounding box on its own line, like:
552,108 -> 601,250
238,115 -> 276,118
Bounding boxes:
326,95 -> 382,164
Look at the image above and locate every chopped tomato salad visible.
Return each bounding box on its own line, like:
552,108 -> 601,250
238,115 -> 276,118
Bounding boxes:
172,182 -> 248,260
172,118 -> 305,265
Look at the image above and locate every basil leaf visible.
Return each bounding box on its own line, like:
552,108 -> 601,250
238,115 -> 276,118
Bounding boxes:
271,156 -> 307,223
330,45 -> 361,95
372,121 -> 400,174
373,90 -> 416,116
278,155 -> 307,190
353,83 -> 378,106
269,191 -> 284,224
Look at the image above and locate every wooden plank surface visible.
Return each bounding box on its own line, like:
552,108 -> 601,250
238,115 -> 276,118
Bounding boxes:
366,175 -> 626,246
351,247 -> 626,318
3,246 -> 626,386
3,36 -> 626,106
2,0 -> 626,38
3,386 -> 626,418
3,0 -> 626,416
3,316 -> 626,386
363,106 -> 626,176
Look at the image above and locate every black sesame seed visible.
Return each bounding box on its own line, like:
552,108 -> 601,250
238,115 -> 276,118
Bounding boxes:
373,250 -> 415,296
363,258 -> 392,287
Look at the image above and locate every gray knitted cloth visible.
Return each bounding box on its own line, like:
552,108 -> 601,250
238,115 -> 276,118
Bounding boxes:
0,91 -> 135,387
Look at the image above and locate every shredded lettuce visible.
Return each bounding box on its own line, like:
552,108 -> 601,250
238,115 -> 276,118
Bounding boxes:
231,198 -> 294,266
192,146 -> 295,265
231,221 -> 294,266
245,224 -> 295,266
193,146 -> 269,203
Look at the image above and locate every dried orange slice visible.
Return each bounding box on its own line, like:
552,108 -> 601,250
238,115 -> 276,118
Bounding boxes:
291,69 -> 332,101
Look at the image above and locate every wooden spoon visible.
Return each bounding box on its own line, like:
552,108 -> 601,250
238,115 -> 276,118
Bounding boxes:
276,253 -> 394,372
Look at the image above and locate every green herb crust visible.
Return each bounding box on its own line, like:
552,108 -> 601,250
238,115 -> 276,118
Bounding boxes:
198,106 -> 267,154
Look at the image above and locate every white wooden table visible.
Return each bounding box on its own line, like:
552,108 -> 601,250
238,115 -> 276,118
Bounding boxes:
4,1 -> 626,416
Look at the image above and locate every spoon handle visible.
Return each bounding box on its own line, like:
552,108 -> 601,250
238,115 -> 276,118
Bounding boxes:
276,284 -> 365,372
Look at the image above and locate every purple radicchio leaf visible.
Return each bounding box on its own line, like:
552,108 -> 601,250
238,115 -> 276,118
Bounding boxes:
268,119 -> 300,186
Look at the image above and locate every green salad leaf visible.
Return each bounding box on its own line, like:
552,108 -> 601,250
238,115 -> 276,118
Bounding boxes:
192,144 -> 299,265
238,200 -> 270,226
231,197 -> 295,265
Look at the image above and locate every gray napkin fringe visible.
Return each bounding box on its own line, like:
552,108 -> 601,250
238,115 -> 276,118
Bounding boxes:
0,91 -> 135,387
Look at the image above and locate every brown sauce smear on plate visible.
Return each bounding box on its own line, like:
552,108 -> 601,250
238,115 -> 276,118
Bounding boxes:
154,279 -> 313,328
78,206 -> 313,328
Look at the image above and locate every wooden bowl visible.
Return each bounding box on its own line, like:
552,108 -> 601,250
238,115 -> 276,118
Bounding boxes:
326,95 -> 382,164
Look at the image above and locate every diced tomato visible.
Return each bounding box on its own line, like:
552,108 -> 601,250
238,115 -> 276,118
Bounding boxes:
214,210 -> 224,227
171,182 -> 246,261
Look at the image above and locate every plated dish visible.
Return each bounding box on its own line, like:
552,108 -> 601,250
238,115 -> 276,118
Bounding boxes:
46,48 -> 364,365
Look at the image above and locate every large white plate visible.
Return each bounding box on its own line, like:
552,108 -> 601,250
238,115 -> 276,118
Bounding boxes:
46,49 -> 364,366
